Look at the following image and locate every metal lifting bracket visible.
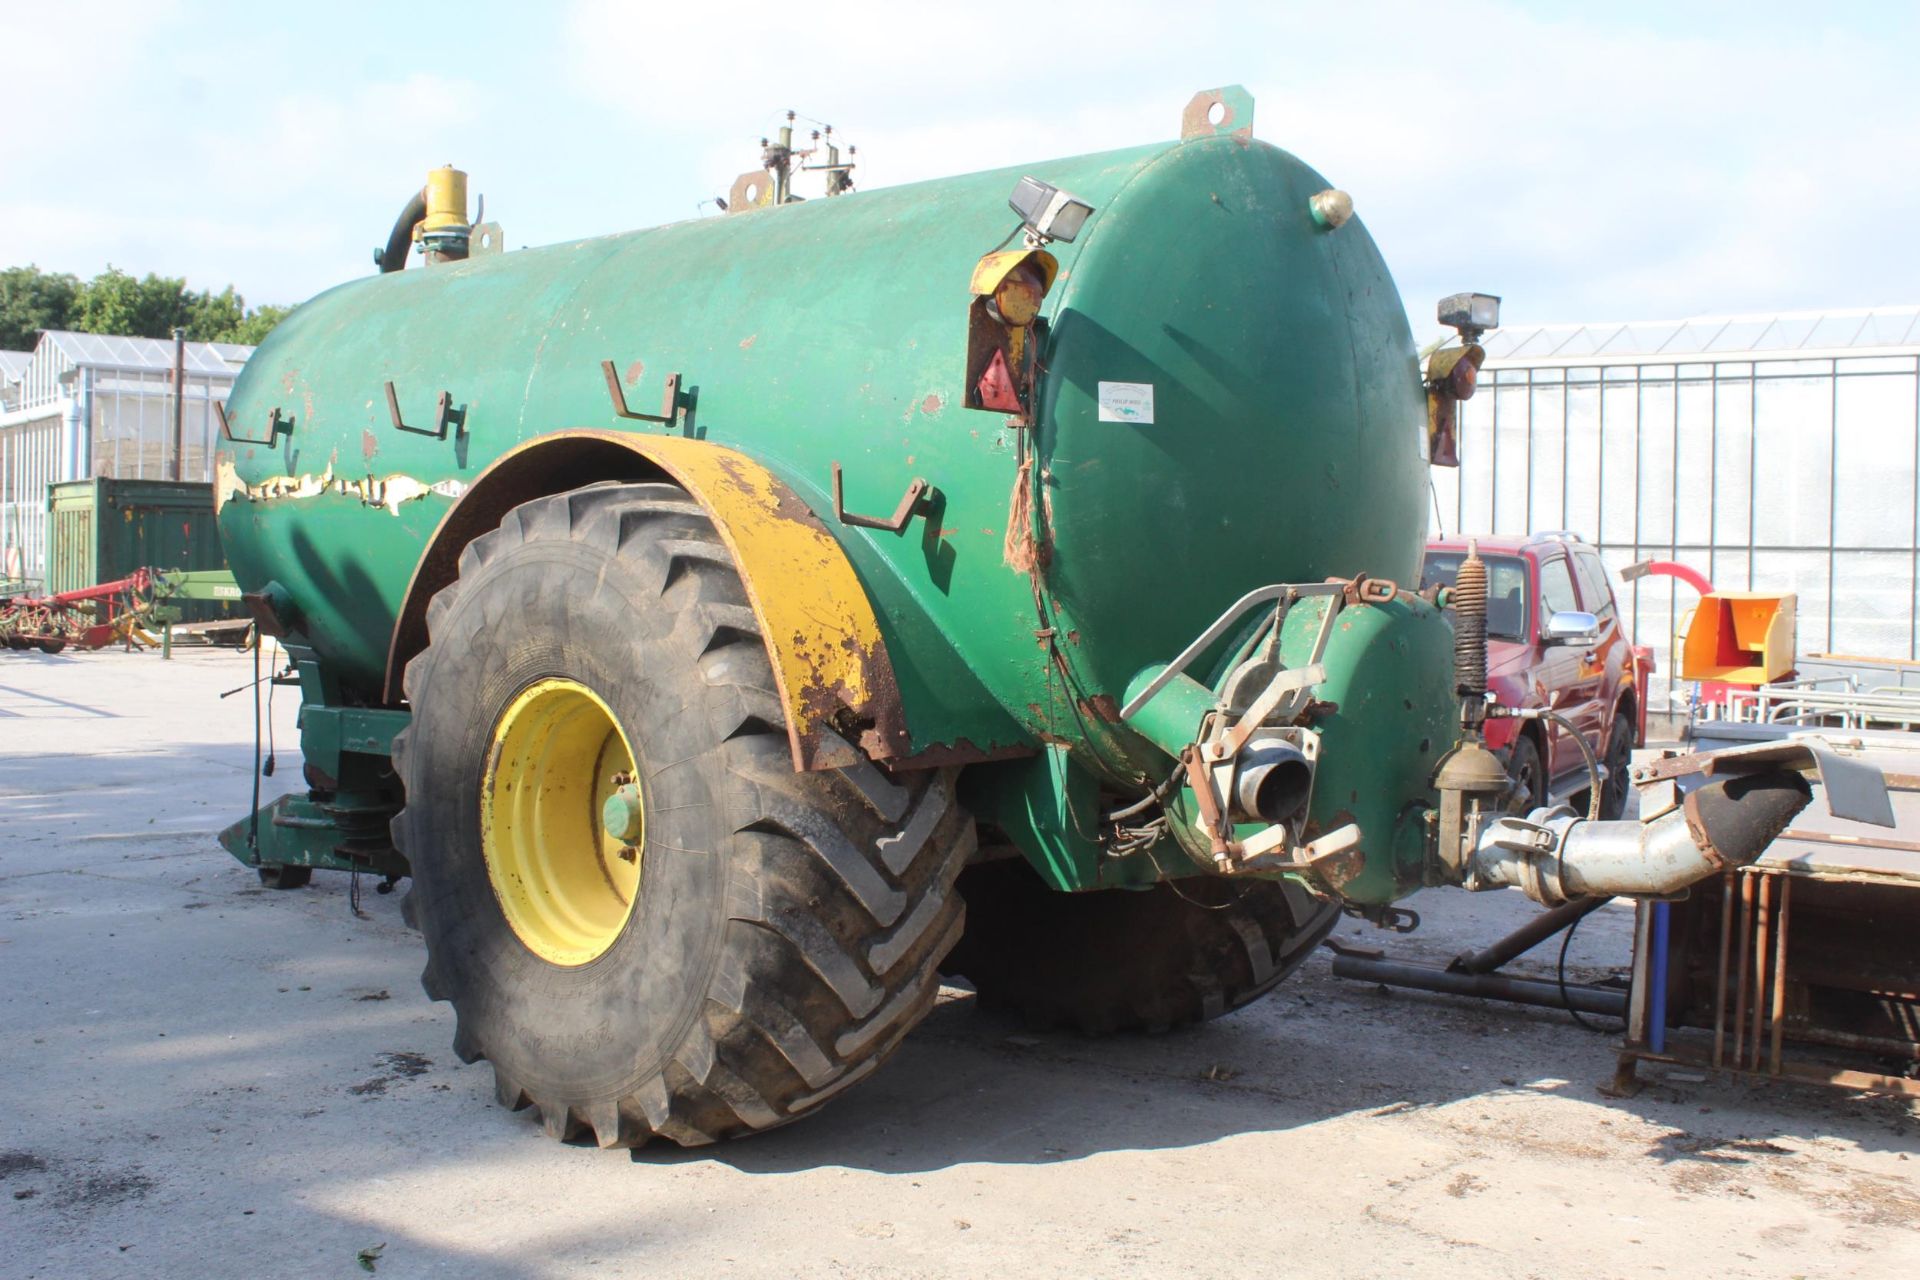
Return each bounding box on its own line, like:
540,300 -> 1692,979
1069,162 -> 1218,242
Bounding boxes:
385,382 -> 465,440
214,402 -> 291,446
830,462 -> 933,533
601,360 -> 683,424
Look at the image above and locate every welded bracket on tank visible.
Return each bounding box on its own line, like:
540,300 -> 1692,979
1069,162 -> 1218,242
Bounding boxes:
1208,663 -> 1327,762
1240,821 -> 1362,879
600,361 -> 683,425
214,401 -> 291,446
470,221 -> 505,257
1179,86 -> 1255,142
830,463 -> 932,534
1120,582 -> 1346,720
385,382 -> 466,440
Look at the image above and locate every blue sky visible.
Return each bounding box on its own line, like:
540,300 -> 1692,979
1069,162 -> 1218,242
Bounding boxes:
3,1 -> 1915,339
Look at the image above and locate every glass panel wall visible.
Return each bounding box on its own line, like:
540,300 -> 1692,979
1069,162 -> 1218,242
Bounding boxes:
1431,354 -> 1920,705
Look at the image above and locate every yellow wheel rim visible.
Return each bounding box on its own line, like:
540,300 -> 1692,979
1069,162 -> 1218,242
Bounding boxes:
480,678 -> 642,966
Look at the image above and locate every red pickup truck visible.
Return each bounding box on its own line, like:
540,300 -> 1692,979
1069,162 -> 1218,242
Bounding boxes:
1421,532 -> 1649,819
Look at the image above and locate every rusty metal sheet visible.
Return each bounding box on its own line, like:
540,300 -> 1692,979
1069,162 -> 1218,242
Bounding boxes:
1637,737 -> 1896,828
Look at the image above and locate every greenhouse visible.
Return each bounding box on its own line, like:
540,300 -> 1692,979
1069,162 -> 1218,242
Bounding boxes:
1433,305 -> 1920,703
0,330 -> 252,587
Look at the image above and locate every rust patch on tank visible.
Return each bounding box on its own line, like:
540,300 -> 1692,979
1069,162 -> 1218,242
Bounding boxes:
740,334 -> 757,350
1078,694 -> 1122,723
887,736 -> 1038,769
623,360 -> 645,386
920,393 -> 945,416
1308,808 -> 1367,891
362,430 -> 379,462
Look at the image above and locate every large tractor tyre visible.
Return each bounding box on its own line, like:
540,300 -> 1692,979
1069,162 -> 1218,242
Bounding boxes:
943,856 -> 1340,1035
391,480 -> 974,1148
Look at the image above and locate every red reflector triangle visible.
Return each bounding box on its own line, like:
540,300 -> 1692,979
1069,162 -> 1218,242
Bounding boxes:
976,347 -> 1023,412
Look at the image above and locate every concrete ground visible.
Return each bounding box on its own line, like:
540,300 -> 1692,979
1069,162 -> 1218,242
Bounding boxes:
2,648 -> 1916,1280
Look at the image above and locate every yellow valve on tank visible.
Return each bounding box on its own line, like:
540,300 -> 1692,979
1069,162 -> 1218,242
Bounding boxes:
415,166 -> 471,262
423,165 -> 468,233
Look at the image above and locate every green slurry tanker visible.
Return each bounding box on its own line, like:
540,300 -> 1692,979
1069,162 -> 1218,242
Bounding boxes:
215,88 -> 1826,1147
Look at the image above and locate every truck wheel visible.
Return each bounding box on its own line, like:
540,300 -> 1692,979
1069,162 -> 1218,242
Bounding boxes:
1504,733 -> 1544,814
390,481 -> 973,1147
943,856 -> 1339,1034
1597,713 -> 1634,820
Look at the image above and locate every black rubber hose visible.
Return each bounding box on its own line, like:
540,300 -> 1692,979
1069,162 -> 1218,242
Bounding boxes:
1684,770 -> 1812,866
377,191 -> 427,273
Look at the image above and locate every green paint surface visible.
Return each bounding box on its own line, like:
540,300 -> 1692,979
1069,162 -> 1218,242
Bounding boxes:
220,131 -> 1455,894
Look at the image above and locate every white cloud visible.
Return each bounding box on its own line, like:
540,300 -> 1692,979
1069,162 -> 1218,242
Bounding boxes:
0,1 -> 1913,329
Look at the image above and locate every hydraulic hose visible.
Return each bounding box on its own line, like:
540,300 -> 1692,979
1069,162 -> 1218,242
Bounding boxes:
1502,706 -> 1603,820
1536,707 -> 1603,821
377,191 -> 428,273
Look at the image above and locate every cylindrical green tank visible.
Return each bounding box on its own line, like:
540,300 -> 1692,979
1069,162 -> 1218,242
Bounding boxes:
218,111 -> 1454,903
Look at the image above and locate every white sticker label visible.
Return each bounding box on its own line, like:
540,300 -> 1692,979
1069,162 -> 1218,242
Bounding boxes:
1097,381 -> 1155,424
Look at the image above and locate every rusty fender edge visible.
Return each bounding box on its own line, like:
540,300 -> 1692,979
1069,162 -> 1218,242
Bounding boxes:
384,430 -> 907,772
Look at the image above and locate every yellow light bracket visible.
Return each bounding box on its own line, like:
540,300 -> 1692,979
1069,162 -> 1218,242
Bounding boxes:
1425,343 -> 1484,468
964,247 -> 1058,421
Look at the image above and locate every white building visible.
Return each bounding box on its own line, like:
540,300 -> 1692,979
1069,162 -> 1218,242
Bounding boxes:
0,350 -> 29,414
0,330 -> 252,587
1434,306 -> 1920,702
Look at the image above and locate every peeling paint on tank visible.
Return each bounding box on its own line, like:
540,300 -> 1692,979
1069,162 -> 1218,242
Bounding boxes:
214,459 -> 467,516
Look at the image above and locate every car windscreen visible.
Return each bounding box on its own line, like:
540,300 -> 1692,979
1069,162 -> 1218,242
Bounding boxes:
1420,552 -> 1531,642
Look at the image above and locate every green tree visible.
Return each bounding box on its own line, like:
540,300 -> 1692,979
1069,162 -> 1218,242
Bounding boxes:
75,266 -> 191,339
180,286 -> 291,344
0,263 -> 292,350
220,304 -> 292,346
0,266 -> 81,351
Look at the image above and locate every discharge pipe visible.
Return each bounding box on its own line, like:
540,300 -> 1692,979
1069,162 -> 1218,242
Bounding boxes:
1469,770 -> 1811,907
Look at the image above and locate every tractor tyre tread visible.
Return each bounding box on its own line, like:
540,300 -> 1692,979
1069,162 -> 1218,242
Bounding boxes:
944,857 -> 1338,1036
391,480 -> 971,1148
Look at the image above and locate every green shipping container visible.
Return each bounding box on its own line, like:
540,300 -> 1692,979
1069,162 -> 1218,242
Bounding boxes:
47,479 -> 236,622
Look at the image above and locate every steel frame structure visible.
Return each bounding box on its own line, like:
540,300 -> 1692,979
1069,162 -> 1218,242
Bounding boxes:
1433,308 -> 1920,705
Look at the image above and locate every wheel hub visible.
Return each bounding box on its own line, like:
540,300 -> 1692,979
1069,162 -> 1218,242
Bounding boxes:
480,678 -> 642,966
